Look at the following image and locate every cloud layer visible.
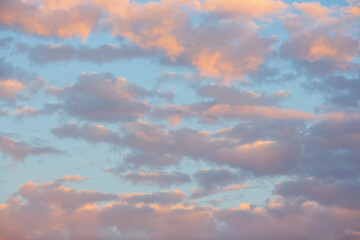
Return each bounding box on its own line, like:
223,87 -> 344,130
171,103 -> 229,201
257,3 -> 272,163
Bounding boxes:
1,178 -> 360,240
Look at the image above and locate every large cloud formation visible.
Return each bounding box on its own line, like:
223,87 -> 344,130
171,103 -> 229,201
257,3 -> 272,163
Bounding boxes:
1,177 -> 360,240
0,0 -> 288,80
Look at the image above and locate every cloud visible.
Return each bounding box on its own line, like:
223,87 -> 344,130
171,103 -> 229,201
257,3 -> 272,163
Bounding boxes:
11,106 -> 39,117
203,0 -> 288,20
1,1 -> 360,239
3,0 -> 281,82
280,29 -> 359,71
217,116 -> 360,179
178,22 -> 277,81
58,174 -> 90,183
8,103 -> 61,119
103,0 -> 188,59
98,203 -> 215,240
304,74 -> 360,109
275,177 -> 360,208
292,2 -> 331,19
292,116 -> 360,180
214,118 -> 302,143
51,123 -> 121,145
0,37 -> 13,48
193,168 -> 241,189
120,171 -> 191,188
121,190 -> 186,206
58,72 -> 150,122
307,117 -> 360,149
0,79 -> 24,101
0,58 -> 46,104
122,152 -> 180,168
207,139 -> 302,175
102,0 -> 280,80
0,134 -> 63,162
202,104 -> 315,121
17,42 -> 150,65
152,83 -> 315,124
2,0 -> 359,84
280,1 -> 360,77
153,102 -> 316,125
0,0 -> 103,39
191,168 -> 249,198
1,178 -> 360,240
17,180 -> 119,211
118,120 -> 302,175
191,183 -> 249,199
117,115 -> 360,178
119,121 -> 221,168
215,198 -> 360,240
194,84 -> 290,106
0,108 -> 9,117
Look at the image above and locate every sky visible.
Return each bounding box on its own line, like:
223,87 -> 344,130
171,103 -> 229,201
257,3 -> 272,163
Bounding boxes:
0,0 -> 360,239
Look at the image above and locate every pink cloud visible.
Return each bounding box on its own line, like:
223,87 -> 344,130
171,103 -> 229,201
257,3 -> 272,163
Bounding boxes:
51,123 -> 121,145
104,0 -> 187,59
0,58 -> 47,104
1,178 -> 360,240
203,0 -> 288,20
59,72 -> 150,122
0,80 -> 24,101
0,0 -> 103,39
18,179 -> 119,211
0,134 -> 63,162
281,29 -> 359,69
203,104 -> 315,121
120,171 -> 191,187
280,1 -> 360,74
121,190 -> 186,206
103,0 -> 277,80
0,0 -> 283,81
60,175 -> 90,183
292,2 -> 331,19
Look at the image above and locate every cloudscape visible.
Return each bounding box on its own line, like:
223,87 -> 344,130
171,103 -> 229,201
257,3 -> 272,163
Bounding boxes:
0,0 -> 360,239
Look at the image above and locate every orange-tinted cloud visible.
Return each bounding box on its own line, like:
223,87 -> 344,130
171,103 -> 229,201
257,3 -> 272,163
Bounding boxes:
203,104 -> 315,121
58,72 -> 150,122
121,190 -> 186,205
1,0 -> 283,81
293,2 -> 331,19
0,80 -> 24,101
51,123 -> 121,145
105,0 -> 187,59
203,0 -> 288,20
281,29 -> 358,69
119,171 -> 191,187
0,134 -> 63,162
1,178 -> 360,240
0,0 -> 102,39
281,1 -> 359,74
